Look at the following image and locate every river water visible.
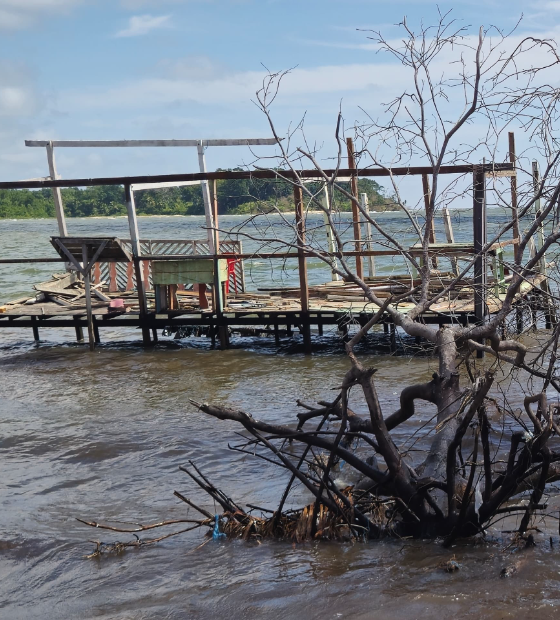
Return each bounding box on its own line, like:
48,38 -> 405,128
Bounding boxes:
2,213 -> 560,619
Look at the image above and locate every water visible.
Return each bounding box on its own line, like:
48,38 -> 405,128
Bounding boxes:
2,213 -> 560,619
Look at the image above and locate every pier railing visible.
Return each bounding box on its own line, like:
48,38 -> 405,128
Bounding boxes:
92,239 -> 245,293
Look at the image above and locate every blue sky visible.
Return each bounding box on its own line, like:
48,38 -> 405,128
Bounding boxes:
0,0 -> 557,183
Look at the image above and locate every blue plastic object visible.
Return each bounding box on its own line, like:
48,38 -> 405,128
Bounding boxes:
213,514 -> 226,540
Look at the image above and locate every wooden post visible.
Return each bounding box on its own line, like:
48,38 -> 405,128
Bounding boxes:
46,141 -> 68,236
294,185 -> 311,354
422,173 -> 438,269
346,138 -> 363,280
125,184 -> 151,345
31,316 -> 39,342
93,318 -> 101,344
197,141 -> 216,254
473,166 -> 487,332
442,207 -> 459,277
360,193 -> 375,277
73,315 -> 84,342
508,132 -> 520,263
321,187 -> 340,281
82,243 -> 95,351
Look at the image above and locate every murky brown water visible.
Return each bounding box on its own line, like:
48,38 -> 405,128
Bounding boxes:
2,217 -> 560,619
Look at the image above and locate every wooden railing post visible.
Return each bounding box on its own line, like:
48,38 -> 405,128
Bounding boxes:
125,183 -> 151,345
294,185 -> 311,353
508,132 -> 520,263
46,141 -> 68,237
422,173 -> 438,269
473,165 -> 487,329
346,138 -> 363,280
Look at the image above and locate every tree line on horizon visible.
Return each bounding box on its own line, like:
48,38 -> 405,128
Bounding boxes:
0,173 -> 399,219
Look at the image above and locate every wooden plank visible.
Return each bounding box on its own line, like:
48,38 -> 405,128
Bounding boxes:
46,142 -> 68,237
346,138 -> 363,280
125,184 -> 150,345
509,132 -> 520,263
82,243 -> 95,351
26,138 -> 278,148
0,163 -> 515,191
197,141 -> 215,254
473,166 -> 487,325
442,207 -> 459,277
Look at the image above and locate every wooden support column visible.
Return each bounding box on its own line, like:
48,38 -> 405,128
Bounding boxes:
46,141 -> 68,237
125,184 -> 151,346
81,243 -> 95,351
346,138 -> 363,280
360,193 -> 375,277
197,141 -> 215,254
31,316 -> 39,342
294,185 -> 311,354
508,132 -> 520,263
210,179 -> 228,349
422,173 -> 438,269
442,207 -> 459,277
321,187 -> 340,281
473,166 -> 487,333
93,317 -> 101,344
73,315 -> 84,342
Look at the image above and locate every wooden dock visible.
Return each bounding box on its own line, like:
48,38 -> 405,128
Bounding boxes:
0,144 -> 553,352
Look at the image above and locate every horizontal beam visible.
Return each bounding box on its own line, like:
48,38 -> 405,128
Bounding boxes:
131,180 -> 201,191
25,139 -> 279,148
0,163 -> 514,190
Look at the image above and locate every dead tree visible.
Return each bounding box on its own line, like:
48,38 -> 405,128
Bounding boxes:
82,16 -> 560,549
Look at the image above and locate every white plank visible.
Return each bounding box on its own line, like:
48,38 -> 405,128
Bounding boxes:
131,180 -> 201,191
26,138 -> 278,148
46,142 -> 68,236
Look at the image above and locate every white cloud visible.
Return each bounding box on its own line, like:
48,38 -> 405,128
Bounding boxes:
543,1 -> 560,9
0,0 -> 80,31
115,13 -> 172,37
0,62 -> 40,117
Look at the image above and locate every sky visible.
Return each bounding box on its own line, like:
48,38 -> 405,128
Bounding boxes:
0,0 -> 558,184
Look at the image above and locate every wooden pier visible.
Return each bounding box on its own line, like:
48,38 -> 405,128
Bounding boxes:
0,138 -> 553,353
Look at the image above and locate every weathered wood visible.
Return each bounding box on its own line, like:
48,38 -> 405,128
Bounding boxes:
294,185 -> 311,353
0,163 -> 515,191
26,138 -> 279,148
346,138 -> 363,280
46,142 -> 68,237
442,207 -> 459,277
509,132 -> 520,263
320,188 -> 340,281
422,173 -> 438,269
82,243 -> 95,351
473,166 -> 487,333
197,141 -> 215,254
125,184 -> 151,345
360,193 -> 375,277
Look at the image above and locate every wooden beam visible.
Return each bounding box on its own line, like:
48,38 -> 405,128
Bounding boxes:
442,207 -> 459,277
46,142 -> 68,236
360,193 -> 375,277
125,184 -> 151,345
130,180 -> 201,191
508,132 -> 520,263
81,243 -> 95,351
197,141 -> 215,254
294,185 -> 311,353
26,138 -> 279,148
473,166 -> 487,327
346,138 -> 363,280
0,163 -> 515,191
